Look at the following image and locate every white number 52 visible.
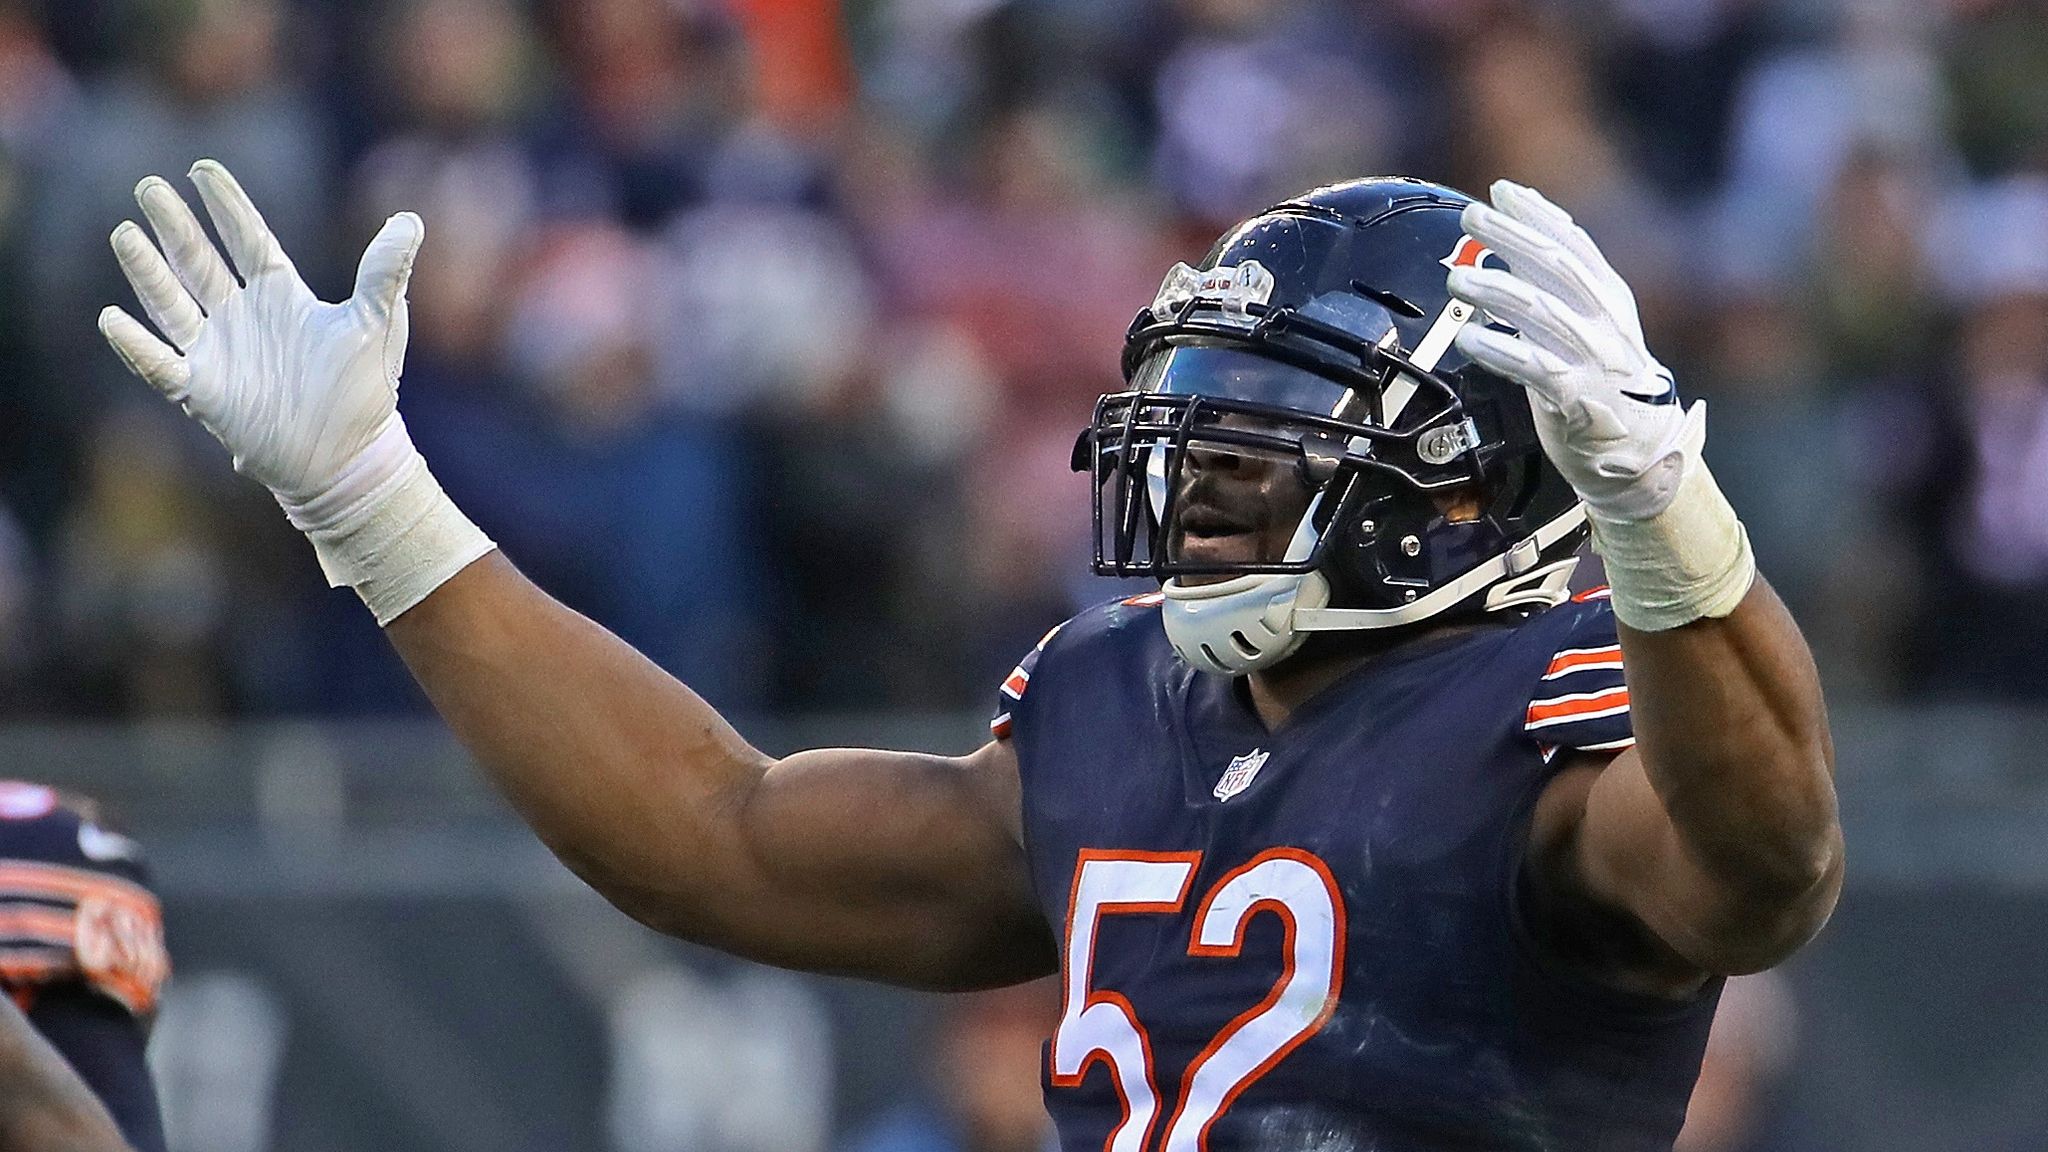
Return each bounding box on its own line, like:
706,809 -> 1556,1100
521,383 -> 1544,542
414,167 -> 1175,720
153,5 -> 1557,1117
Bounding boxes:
1051,848 -> 1346,1152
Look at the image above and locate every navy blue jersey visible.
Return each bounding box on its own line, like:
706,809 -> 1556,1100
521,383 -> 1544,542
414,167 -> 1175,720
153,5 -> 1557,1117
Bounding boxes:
0,783 -> 168,1152
997,592 -> 1718,1152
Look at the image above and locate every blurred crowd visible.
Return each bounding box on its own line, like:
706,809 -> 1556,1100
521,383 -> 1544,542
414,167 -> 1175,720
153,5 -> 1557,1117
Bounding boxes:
0,0 -> 2044,717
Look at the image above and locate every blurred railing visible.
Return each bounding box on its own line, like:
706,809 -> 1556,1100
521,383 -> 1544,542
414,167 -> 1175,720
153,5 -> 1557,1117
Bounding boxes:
4,707 -> 2046,895
0,714 -> 989,898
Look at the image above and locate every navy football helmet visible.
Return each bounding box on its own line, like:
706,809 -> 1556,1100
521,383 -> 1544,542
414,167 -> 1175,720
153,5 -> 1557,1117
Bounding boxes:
1075,177 -> 1588,675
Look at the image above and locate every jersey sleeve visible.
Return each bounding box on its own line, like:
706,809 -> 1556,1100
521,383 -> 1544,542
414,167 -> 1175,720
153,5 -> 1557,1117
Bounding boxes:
1523,591 -> 1635,757
0,784 -> 169,1019
990,622 -> 1067,741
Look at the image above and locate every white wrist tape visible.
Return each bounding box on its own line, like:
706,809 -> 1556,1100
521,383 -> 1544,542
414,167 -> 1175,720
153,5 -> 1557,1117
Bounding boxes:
278,417 -> 496,626
1587,454 -> 1756,632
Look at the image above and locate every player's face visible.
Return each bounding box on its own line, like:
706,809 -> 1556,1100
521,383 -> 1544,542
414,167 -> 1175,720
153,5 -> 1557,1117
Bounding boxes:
1169,424 -> 1316,580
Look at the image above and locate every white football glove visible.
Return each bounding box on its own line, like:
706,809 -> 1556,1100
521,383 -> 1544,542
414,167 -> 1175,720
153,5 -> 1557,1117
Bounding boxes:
1445,179 -> 1753,630
1445,179 -> 1698,522
99,160 -> 493,624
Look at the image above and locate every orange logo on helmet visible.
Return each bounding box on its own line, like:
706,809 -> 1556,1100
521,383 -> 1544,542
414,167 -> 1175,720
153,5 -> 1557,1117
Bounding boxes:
1440,236 -> 1492,270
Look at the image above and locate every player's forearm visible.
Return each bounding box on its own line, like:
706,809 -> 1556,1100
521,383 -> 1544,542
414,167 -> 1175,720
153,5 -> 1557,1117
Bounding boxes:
1618,575 -> 1841,902
385,552 -> 778,931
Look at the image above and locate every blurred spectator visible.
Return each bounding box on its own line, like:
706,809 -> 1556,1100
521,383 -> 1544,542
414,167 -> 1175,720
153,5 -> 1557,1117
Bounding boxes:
529,0 -> 740,227
380,0 -> 540,138
49,406 -> 229,716
840,982 -> 1056,1152
416,224 -> 765,707
1690,282 -> 1834,605
1875,175 -> 2048,696
1941,0 -> 2048,177
17,0 -> 330,714
1899,177 -> 2048,699
1,0 -> 2047,713
1712,0 -> 1952,287
1148,0 -> 1406,232
0,1 -> 78,158
1448,13 -> 1683,340
652,198 -> 875,415
0,3 -> 77,548
723,0 -> 856,134
27,0 -> 331,373
352,0 -> 543,369
1806,145 -> 1942,383
1600,0 -> 1769,200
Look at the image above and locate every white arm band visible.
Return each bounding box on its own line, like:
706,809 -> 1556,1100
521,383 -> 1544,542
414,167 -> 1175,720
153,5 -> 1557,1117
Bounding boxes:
278,418 -> 497,626
1587,455 -> 1756,632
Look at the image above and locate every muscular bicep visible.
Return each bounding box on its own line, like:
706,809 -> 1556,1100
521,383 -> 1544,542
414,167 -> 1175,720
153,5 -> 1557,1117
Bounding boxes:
690,739 -> 1055,990
1528,749 -> 1843,996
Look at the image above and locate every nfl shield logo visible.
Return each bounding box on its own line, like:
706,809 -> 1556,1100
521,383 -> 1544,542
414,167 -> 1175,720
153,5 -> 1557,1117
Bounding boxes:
1213,749 -> 1270,802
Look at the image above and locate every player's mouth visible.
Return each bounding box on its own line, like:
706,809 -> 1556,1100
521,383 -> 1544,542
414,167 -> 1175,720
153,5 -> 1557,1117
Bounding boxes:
1173,501 -> 1269,569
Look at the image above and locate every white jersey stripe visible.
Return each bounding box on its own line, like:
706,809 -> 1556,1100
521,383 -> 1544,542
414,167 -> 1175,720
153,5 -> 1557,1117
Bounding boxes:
1527,688 -> 1631,710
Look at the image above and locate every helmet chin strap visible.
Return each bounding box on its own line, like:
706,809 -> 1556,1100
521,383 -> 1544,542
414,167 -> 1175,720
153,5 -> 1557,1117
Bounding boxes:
1160,503 -> 1588,676
1292,503 -> 1587,631
1161,570 -> 1331,676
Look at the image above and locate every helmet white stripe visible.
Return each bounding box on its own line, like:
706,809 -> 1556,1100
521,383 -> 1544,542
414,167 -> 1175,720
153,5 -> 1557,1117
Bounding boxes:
1290,502 -> 1587,632
1381,296 -> 1476,425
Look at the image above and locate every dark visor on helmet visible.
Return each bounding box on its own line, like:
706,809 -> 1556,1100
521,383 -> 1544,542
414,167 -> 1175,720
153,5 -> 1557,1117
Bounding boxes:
1079,348 -> 1371,579
1133,345 -> 1360,419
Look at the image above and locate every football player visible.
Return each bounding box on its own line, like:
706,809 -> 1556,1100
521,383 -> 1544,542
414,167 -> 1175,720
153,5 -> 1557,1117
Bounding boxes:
0,783 -> 167,1152
98,164 -> 1841,1150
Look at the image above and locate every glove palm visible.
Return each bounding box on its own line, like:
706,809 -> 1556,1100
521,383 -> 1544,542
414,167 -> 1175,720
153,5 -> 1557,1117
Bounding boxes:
98,160 -> 423,504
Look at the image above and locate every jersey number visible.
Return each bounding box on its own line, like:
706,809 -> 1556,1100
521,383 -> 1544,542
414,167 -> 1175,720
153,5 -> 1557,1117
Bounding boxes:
1051,849 -> 1345,1152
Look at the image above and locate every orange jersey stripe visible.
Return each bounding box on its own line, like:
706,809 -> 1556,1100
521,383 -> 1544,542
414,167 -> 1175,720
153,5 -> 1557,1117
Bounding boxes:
1543,645 -> 1624,678
1526,687 -> 1630,726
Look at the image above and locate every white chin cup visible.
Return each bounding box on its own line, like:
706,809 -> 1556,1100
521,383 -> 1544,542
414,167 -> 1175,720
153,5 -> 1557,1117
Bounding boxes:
1161,570 -> 1331,676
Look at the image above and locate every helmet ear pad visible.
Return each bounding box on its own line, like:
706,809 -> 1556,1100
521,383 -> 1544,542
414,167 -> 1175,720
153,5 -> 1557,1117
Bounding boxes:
1319,477 -> 1517,617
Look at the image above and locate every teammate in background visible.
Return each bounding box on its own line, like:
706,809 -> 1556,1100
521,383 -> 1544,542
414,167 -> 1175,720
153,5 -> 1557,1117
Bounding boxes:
0,782 -> 167,1152
98,163 -> 1840,1149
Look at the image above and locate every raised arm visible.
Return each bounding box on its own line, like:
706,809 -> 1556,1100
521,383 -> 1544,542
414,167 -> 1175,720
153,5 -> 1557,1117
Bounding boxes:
98,161 -> 1053,991
1447,182 -> 1842,991
1555,579 -> 1839,978
388,556 -> 1051,988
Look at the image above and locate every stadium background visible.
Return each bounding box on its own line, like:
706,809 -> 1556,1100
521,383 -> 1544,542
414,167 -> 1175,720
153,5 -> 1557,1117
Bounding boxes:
0,0 -> 2045,1147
